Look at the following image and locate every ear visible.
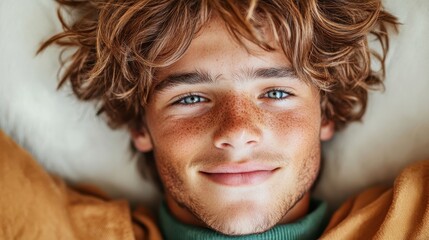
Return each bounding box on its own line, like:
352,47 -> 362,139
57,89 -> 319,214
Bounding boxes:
131,127 -> 153,152
320,119 -> 335,141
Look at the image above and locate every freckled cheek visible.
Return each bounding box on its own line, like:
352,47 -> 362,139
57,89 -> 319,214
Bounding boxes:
264,110 -> 322,182
266,109 -> 321,148
148,116 -> 214,185
151,114 -> 216,157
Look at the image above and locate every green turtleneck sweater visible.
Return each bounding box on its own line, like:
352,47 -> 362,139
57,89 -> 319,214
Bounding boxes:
158,199 -> 328,240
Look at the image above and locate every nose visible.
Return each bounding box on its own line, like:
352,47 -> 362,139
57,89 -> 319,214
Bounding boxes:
213,98 -> 262,150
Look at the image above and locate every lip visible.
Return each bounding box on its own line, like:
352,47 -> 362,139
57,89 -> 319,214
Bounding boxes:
200,163 -> 279,186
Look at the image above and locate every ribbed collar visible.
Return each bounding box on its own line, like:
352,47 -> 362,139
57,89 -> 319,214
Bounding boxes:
159,199 -> 328,240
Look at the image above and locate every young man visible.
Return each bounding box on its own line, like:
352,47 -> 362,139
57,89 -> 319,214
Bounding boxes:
1,0 -> 429,239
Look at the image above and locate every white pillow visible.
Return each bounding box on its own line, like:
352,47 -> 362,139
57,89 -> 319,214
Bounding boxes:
1,0 -> 428,209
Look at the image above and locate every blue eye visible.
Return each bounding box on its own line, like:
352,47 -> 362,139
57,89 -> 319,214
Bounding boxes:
176,95 -> 207,105
264,89 -> 290,99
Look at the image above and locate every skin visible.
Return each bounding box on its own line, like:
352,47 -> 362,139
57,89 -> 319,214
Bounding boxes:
133,17 -> 334,236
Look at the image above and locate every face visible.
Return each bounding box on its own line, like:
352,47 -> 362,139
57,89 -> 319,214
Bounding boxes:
133,18 -> 334,236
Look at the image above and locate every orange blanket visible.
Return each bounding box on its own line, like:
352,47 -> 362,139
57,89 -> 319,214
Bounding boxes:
1,130 -> 428,239
0,131 -> 161,239
321,160 -> 429,239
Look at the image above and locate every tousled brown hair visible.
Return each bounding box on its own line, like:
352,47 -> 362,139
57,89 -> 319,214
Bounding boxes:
40,0 -> 398,131
39,0 -> 398,181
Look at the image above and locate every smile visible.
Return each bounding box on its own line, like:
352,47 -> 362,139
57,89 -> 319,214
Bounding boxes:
201,170 -> 276,186
200,164 -> 280,186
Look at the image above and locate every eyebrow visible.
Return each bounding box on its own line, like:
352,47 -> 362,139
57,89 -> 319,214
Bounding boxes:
251,67 -> 297,80
154,67 -> 297,92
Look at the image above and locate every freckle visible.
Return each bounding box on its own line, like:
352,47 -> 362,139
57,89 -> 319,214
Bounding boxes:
194,125 -> 203,132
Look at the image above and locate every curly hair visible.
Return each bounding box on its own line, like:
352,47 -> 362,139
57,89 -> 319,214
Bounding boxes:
40,0 -> 398,131
39,0 -> 398,182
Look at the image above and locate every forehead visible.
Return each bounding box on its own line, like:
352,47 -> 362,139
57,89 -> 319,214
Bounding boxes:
155,17 -> 291,82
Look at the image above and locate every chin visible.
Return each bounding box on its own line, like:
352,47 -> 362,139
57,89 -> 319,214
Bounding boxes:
203,201 -> 280,236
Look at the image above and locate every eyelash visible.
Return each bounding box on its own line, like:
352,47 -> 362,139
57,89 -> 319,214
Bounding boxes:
172,89 -> 293,106
173,93 -> 208,105
261,88 -> 292,100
